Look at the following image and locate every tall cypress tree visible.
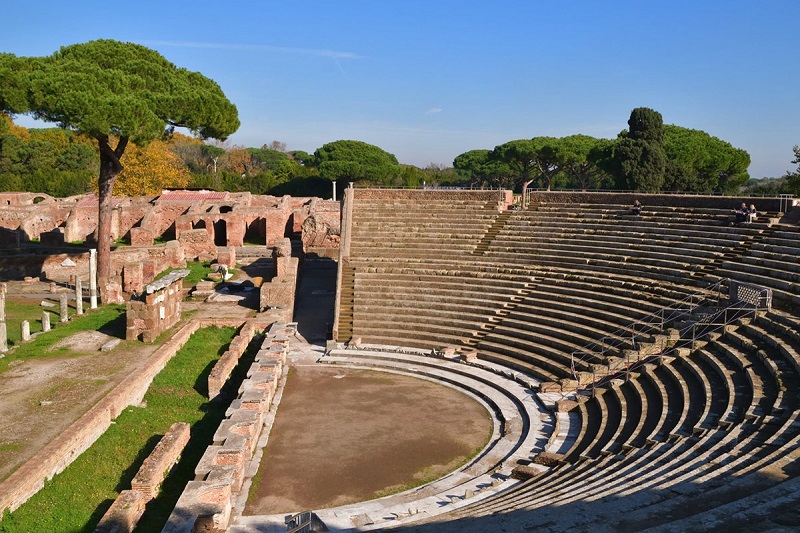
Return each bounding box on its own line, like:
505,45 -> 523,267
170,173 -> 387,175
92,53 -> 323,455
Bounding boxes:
616,107 -> 667,192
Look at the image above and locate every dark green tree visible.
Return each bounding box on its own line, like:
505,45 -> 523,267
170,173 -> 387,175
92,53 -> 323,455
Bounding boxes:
0,40 -> 239,289
663,124 -> 750,193
489,140 -> 538,190
313,140 -> 400,185
615,107 -> 667,192
558,135 -> 615,190
453,149 -> 513,188
529,136 -> 563,191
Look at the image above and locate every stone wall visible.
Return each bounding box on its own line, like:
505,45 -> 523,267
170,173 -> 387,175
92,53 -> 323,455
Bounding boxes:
208,321 -> 258,400
126,270 -> 188,342
95,422 -> 191,533
525,191 -> 787,212
259,238 -> 298,321
353,188 -> 512,205
178,229 -> 216,261
163,323 -> 294,533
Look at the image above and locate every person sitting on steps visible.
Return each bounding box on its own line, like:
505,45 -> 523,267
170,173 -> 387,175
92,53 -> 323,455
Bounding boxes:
631,199 -> 642,216
747,203 -> 758,223
733,202 -> 748,223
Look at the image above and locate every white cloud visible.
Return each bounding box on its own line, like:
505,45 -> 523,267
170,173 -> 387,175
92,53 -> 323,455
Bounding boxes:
143,40 -> 363,59
425,107 -> 443,115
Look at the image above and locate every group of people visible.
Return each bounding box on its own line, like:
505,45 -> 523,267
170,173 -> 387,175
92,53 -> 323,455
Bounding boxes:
628,199 -> 758,224
734,202 -> 758,223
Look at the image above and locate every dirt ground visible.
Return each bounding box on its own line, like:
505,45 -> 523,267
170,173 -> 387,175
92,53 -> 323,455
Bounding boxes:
244,365 -> 492,515
0,265 -> 262,483
0,327 -> 157,481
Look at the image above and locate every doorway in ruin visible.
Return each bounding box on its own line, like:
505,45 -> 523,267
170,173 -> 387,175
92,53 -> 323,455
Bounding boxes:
213,219 -> 227,246
245,217 -> 267,245
161,222 -> 176,242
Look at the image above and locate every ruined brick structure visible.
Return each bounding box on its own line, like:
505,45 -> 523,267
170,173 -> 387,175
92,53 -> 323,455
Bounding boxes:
0,190 -> 340,299
125,270 -> 188,342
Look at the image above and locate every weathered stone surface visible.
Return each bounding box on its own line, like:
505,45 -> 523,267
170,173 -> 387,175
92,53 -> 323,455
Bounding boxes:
94,489 -> 147,533
131,422 -> 191,500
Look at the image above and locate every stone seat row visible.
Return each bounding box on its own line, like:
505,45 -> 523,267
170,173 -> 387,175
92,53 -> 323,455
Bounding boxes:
453,387 -> 798,529
529,202 -> 778,226
505,212 -> 767,239
456,312 -> 798,502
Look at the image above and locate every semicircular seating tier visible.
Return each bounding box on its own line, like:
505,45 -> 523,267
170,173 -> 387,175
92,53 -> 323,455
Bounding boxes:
330,189 -> 800,531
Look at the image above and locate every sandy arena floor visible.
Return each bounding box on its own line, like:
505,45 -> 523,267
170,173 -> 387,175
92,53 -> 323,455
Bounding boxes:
244,365 -> 493,515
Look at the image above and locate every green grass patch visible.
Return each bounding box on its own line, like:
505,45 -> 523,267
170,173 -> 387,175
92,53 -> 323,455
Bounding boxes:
156,260 -> 221,288
0,326 -> 239,533
0,304 -> 127,375
2,299 -> 61,346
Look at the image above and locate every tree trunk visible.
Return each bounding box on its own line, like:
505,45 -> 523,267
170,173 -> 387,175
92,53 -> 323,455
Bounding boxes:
96,135 -> 128,302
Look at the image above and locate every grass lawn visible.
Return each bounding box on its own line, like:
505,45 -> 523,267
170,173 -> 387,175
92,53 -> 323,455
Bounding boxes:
0,326 -> 244,533
156,260 -> 223,288
2,298 -> 76,348
0,304 -> 127,374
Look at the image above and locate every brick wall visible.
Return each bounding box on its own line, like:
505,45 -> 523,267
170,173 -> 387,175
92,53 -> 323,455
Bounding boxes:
126,272 -> 186,342
208,321 -> 258,400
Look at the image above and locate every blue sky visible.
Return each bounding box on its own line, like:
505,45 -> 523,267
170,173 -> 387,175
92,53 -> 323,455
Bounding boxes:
2,1 -> 798,178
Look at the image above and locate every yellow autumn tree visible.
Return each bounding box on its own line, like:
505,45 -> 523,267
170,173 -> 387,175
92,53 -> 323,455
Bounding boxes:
116,138 -> 191,196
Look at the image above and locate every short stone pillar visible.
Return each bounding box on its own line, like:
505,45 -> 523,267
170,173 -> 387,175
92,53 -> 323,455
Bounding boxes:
42,311 -> 51,333
0,287 -> 5,323
75,278 -> 84,315
0,322 -> 7,353
60,293 -> 69,323
89,248 -> 98,309
20,320 -> 30,342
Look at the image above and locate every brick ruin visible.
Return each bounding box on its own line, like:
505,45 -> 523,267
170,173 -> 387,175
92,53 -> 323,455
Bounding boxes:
125,270 -> 188,342
0,191 -> 341,300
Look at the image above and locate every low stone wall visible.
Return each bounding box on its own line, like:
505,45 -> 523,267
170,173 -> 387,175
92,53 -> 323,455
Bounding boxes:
94,490 -> 147,533
526,191 -> 786,213
126,270 -> 188,342
208,321 -> 258,400
0,319 -> 201,516
259,241 -> 299,323
352,188 -> 512,205
95,422 -> 191,533
163,322 -> 295,533
131,422 -> 191,498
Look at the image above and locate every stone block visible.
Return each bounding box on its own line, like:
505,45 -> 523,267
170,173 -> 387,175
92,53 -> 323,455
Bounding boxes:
131,422 -> 191,500
94,489 -> 147,533
539,381 -> 562,393
532,451 -> 565,467
123,262 -> 144,294
555,399 -> 579,412
217,248 -> 236,269
129,227 -> 153,246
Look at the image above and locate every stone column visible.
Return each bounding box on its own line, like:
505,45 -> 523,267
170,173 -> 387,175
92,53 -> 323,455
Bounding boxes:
89,248 -> 98,309
75,278 -> 84,315
60,293 -> 69,323
0,286 -> 5,323
0,322 -> 6,353
21,320 -> 30,342
42,311 -> 51,333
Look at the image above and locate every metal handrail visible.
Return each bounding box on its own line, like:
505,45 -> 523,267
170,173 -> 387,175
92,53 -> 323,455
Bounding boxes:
569,279 -> 727,378
578,289 -> 768,395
